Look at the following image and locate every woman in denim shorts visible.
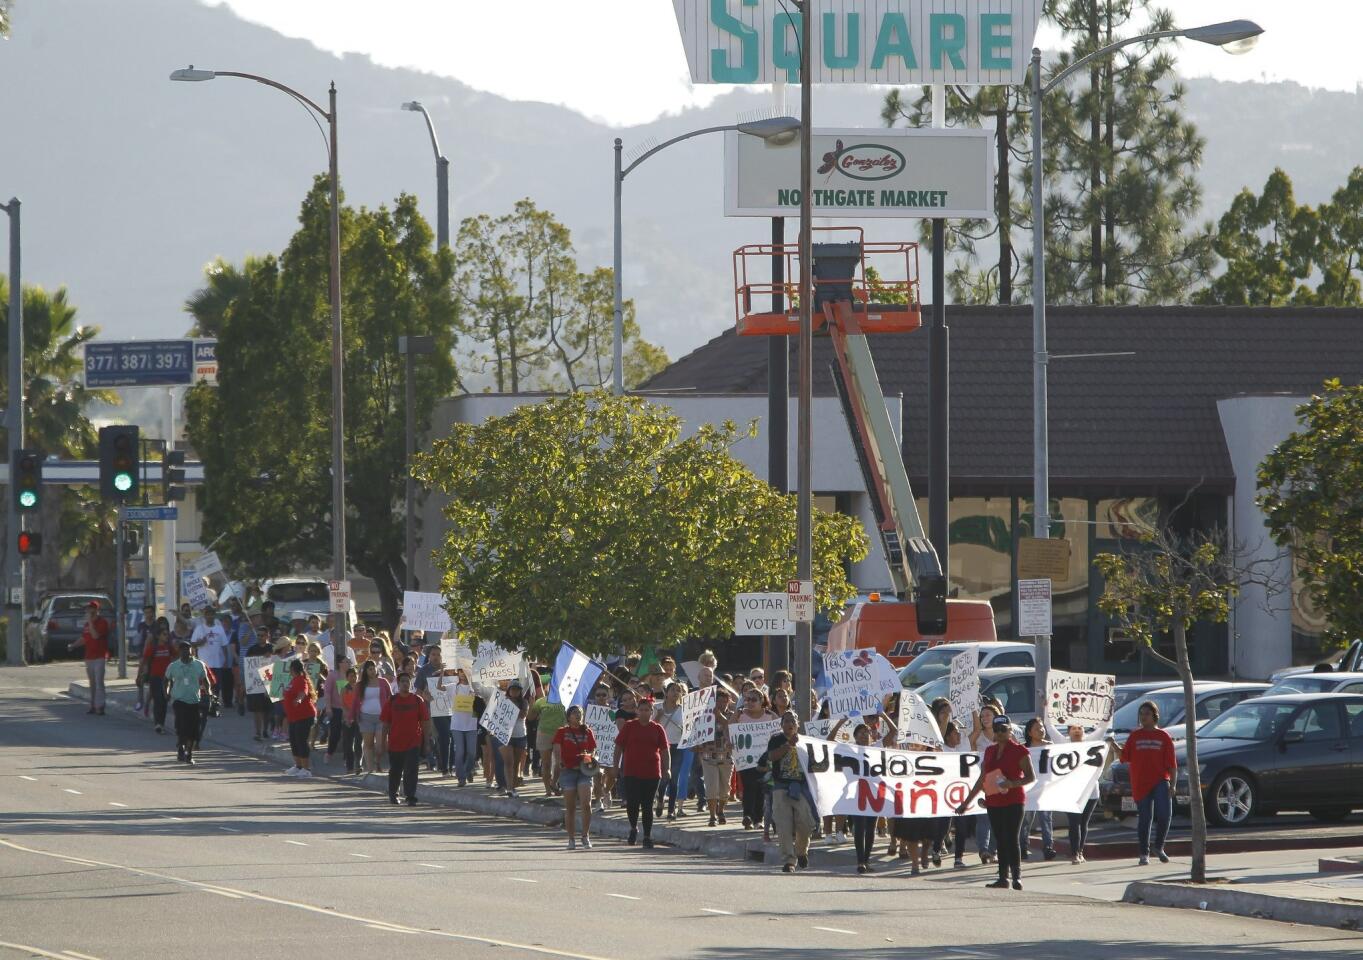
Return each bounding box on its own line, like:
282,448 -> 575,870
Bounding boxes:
553,705 -> 598,849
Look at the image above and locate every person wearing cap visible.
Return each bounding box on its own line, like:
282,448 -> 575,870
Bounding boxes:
747,667 -> 768,696
190,606 -> 231,711
956,714 -> 1035,891
69,600 -> 112,715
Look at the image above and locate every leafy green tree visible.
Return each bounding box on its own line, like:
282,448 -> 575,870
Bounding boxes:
0,2 -> 11,38
1257,380 -> 1363,647
454,200 -> 665,392
1035,0 -> 1213,304
183,256 -> 269,337
186,178 -> 458,627
1095,530 -> 1241,885
0,277 -> 119,590
413,391 -> 868,662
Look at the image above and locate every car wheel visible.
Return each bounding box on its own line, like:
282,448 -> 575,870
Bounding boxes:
1205,770 -> 1256,827
1309,807 -> 1352,823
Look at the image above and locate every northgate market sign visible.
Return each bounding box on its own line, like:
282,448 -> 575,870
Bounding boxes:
673,0 -> 1043,86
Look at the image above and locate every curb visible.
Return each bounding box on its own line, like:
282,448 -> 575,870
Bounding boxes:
1123,880 -> 1363,931
67,682 -> 766,863
1042,830 -> 1363,861
1320,858 -> 1363,874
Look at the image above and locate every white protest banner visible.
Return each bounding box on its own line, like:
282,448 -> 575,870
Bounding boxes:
896,690 -> 944,748
823,648 -> 900,717
678,686 -> 718,750
479,692 -> 520,744
948,646 -> 980,721
585,704 -> 617,767
1046,670 -> 1117,729
731,718 -> 781,770
402,591 -> 453,634
426,678 -> 454,718
472,642 -> 523,683
798,738 -> 1108,819
243,656 -> 271,696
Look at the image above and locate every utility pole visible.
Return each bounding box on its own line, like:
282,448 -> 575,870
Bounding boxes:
792,1 -> 814,720
3,198 -> 24,666
767,215 -> 789,678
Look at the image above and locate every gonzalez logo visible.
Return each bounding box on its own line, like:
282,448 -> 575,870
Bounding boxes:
818,139 -> 905,182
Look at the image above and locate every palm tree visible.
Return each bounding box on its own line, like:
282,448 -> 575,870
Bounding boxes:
184,256 -> 268,336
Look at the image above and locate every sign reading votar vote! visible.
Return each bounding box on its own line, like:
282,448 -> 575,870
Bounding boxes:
734,593 -> 793,635
726,128 -> 993,219
672,1 -> 1043,86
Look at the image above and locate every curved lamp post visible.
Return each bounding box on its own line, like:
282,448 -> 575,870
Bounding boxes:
611,115 -> 800,394
400,100 -> 450,250
170,66 -> 349,638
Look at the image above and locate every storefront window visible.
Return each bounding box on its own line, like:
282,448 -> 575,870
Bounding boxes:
1291,553 -> 1328,664
1095,498 -> 1160,541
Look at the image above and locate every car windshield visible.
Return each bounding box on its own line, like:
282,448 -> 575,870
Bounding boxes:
267,582 -> 329,604
899,648 -> 969,688
914,675 -> 951,704
1112,690 -> 1186,730
53,597 -> 102,614
1265,676 -> 1337,696
1198,701 -> 1300,740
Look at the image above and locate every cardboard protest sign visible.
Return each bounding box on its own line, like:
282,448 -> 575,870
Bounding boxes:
453,693 -> 475,715
479,692 -> 520,744
731,718 -> 782,770
948,646 -> 981,721
803,717 -> 854,743
799,738 -> 1108,818
823,648 -> 900,717
402,590 -> 453,634
268,656 -> 297,702
472,642 -> 523,683
242,656 -> 271,696
426,678 -> 455,718
896,690 -> 944,748
1046,669 -> 1116,729
585,704 -> 617,767
442,637 -> 474,672
678,686 -> 718,749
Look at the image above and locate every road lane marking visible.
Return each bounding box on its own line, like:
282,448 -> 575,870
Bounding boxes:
813,927 -> 858,935
700,908 -> 735,916
62,951 -> 103,960
203,889 -> 243,900
107,802 -> 127,808
606,894 -> 641,901
284,840 -> 308,846
63,789 -> 82,795
349,853 -> 372,858
0,839 -> 617,960
19,775 -> 37,781
0,941 -> 72,959
508,877 -> 537,883
418,863 -> 444,869
218,827 -> 239,833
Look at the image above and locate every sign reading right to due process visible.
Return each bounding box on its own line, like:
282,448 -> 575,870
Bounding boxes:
725,127 -> 993,219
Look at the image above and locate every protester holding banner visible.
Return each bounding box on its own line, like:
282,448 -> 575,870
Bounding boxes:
615,696 -> 669,848
698,687 -> 735,826
1122,700 -> 1177,866
552,705 -> 597,849
1066,723 -> 1114,863
768,711 -> 815,873
416,645 -> 454,776
967,698 -> 1006,863
242,633 -> 274,741
944,721 -> 977,868
283,659 -> 317,778
956,715 -> 1035,890
496,681 -> 530,797
735,690 -> 775,830
349,659 -> 392,775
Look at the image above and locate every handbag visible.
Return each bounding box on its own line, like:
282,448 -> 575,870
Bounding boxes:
202,693 -> 222,718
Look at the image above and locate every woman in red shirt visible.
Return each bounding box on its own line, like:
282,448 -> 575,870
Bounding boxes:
553,705 -> 598,850
614,697 -> 670,848
139,621 -> 178,734
956,714 -> 1035,890
283,659 -> 318,779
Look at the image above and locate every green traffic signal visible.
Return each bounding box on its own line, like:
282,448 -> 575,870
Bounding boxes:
114,472 -> 134,493
17,490 -> 37,508
12,449 -> 42,512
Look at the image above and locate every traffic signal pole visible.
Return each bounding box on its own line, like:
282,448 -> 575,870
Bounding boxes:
3,198 -> 24,666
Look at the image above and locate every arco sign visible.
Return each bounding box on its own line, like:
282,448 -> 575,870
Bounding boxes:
673,0 -> 1044,86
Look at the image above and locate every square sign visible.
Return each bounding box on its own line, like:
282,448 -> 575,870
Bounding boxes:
328,579 -> 351,614
1017,578 -> 1052,637
734,593 -> 793,636
786,579 -> 815,623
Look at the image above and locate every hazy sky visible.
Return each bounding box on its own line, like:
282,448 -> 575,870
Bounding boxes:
215,0 -> 1360,126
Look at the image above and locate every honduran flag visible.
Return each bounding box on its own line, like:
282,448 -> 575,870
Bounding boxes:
548,642 -> 605,709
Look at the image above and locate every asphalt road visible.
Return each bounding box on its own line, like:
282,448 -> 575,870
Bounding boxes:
1,666 -> 1360,960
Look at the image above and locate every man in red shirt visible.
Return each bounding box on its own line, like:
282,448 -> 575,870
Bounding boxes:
614,696 -> 670,848
1121,700 -> 1178,865
382,672 -> 432,806
69,601 -> 111,715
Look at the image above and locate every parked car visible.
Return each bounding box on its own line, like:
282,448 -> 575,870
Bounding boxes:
26,592 -> 114,663
261,578 -> 332,619
1188,693 -> 1363,826
1109,682 -> 1271,739
1262,672 -> 1363,699
912,667 -> 1038,729
897,641 -> 1035,690
1114,680 -> 1183,713
1269,639 -> 1363,685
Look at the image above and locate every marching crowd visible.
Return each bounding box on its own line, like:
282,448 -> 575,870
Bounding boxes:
77,600 -> 1180,888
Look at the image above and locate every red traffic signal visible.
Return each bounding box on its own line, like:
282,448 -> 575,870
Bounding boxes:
16,531 -> 42,556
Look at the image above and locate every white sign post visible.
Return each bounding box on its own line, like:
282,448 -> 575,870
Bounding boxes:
1018,578 -> 1053,637
328,579 -> 351,614
725,127 -> 994,219
786,579 -> 815,624
734,593 -> 794,635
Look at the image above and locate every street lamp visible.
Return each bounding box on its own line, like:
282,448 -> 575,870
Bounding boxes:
398,334 -> 435,596
170,65 -> 350,641
1028,19 -> 1262,708
612,115 -> 799,394
400,101 -> 450,249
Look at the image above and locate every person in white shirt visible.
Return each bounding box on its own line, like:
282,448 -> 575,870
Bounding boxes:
189,607 -> 230,707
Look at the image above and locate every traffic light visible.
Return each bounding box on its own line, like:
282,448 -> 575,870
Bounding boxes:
915,574 -> 948,636
16,531 -> 42,557
12,449 -> 42,512
162,449 -> 186,503
120,524 -> 142,557
98,425 -> 140,501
